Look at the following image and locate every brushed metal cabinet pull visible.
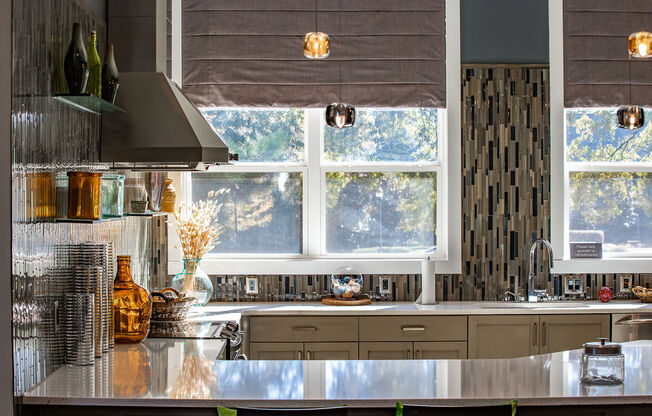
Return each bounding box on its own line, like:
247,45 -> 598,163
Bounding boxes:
533,322 -> 538,347
401,326 -> 426,332
415,350 -> 421,359
541,322 -> 547,348
306,351 -> 311,360
297,350 -> 302,360
407,349 -> 413,359
292,326 -> 318,332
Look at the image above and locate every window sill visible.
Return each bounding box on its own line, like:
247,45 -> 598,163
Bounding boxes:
168,258 -> 462,275
552,258 -> 652,274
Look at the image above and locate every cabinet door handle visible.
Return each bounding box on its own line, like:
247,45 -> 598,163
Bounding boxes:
401,326 -> 426,332
292,326 -> 318,332
541,322 -> 547,348
415,350 -> 421,359
533,322 -> 538,347
306,350 -> 311,360
297,350 -> 302,360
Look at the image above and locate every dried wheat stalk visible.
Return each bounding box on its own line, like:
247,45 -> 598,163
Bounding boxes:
173,189 -> 228,260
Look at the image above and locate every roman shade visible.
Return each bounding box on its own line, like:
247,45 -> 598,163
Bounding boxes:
181,0 -> 446,108
563,0 -> 652,107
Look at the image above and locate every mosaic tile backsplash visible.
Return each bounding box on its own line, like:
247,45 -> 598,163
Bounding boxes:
170,66 -> 650,303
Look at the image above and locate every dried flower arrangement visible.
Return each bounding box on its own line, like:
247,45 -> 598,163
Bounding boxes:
173,189 -> 229,260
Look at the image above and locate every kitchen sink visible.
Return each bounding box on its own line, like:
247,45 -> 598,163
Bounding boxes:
480,302 -> 588,309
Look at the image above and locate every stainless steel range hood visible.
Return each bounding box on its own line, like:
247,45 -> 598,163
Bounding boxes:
101,72 -> 230,170
101,0 -> 231,170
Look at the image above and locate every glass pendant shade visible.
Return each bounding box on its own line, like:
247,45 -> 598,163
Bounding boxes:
326,103 -> 356,128
303,32 -> 330,59
628,31 -> 652,58
617,105 -> 645,129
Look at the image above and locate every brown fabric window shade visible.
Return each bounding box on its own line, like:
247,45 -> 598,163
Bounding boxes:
181,0 -> 446,108
563,0 -> 652,107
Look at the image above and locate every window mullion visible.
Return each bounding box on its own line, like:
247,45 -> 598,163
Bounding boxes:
305,108 -> 322,256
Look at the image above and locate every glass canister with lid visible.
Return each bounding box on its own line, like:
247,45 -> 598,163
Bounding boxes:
580,338 -> 624,385
101,173 -> 125,217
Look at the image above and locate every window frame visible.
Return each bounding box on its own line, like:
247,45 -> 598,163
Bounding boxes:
549,0 -> 652,273
168,0 -> 462,275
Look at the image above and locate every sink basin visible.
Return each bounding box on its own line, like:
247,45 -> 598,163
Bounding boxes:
480,302 -> 587,309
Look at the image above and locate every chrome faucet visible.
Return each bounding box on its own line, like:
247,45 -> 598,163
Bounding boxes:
528,238 -> 554,302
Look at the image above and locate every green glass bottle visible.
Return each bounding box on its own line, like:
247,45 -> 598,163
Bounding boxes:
85,30 -> 101,96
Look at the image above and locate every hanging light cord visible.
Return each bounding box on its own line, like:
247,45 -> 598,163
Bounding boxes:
338,0 -> 342,102
628,55 -> 632,106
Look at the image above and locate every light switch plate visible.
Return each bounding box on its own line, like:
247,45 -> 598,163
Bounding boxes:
245,276 -> 258,295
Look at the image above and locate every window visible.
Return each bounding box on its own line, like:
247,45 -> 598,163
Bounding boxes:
187,108 -> 443,259
565,108 -> 652,256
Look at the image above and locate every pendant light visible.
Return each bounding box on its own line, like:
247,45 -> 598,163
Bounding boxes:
617,40 -> 645,129
303,0 -> 329,59
325,0 -> 355,128
628,31 -> 652,58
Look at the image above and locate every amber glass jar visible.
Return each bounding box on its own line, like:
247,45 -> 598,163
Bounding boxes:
67,172 -> 102,219
113,255 -> 152,343
25,172 -> 56,220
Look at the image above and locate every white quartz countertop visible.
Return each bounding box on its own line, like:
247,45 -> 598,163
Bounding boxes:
215,300 -> 652,318
23,340 -> 652,407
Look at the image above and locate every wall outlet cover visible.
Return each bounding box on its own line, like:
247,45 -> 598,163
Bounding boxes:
619,274 -> 633,293
245,277 -> 258,295
380,277 -> 391,295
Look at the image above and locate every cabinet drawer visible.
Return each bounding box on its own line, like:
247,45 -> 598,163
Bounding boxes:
359,316 -> 467,341
249,316 -> 358,342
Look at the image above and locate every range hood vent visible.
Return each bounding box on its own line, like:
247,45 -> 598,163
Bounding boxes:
101,0 -> 232,170
101,72 -> 231,169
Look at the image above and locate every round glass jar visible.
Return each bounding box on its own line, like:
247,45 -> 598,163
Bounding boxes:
580,338 -> 624,385
330,266 -> 363,300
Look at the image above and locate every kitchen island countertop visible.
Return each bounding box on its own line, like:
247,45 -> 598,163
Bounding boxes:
23,340 -> 652,408
184,301 -> 652,325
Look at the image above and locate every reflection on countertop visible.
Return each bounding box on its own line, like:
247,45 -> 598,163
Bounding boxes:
193,300 -> 651,318
23,341 -> 652,407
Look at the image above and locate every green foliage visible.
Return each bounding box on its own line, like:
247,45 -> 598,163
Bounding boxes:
567,109 -> 652,251
324,108 -> 438,162
566,109 -> 652,162
202,108 -> 304,162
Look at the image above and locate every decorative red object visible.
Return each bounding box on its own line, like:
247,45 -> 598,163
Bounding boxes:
599,287 -> 614,303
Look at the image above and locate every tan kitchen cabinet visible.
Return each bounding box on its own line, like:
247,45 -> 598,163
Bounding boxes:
539,314 -> 610,354
249,342 -> 304,360
360,341 -> 467,359
469,314 -> 611,358
469,315 -> 539,358
414,341 -> 468,359
305,342 -> 358,360
250,342 -> 358,360
359,342 -> 413,359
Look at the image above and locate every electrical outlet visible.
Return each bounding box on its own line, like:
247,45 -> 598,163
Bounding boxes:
245,276 -> 258,295
379,277 -> 391,295
619,274 -> 633,293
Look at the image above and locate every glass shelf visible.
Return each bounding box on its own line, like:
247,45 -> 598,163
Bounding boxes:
53,94 -> 125,115
53,216 -> 127,224
125,212 -> 170,217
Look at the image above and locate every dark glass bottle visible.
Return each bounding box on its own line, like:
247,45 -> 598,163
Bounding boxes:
64,23 -> 89,94
113,256 -> 152,343
85,30 -> 101,96
102,43 -> 119,104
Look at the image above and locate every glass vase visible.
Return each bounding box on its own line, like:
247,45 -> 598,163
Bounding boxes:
171,259 -> 213,306
113,255 -> 152,343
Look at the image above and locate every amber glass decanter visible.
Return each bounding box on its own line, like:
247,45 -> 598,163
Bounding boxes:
113,255 -> 152,343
